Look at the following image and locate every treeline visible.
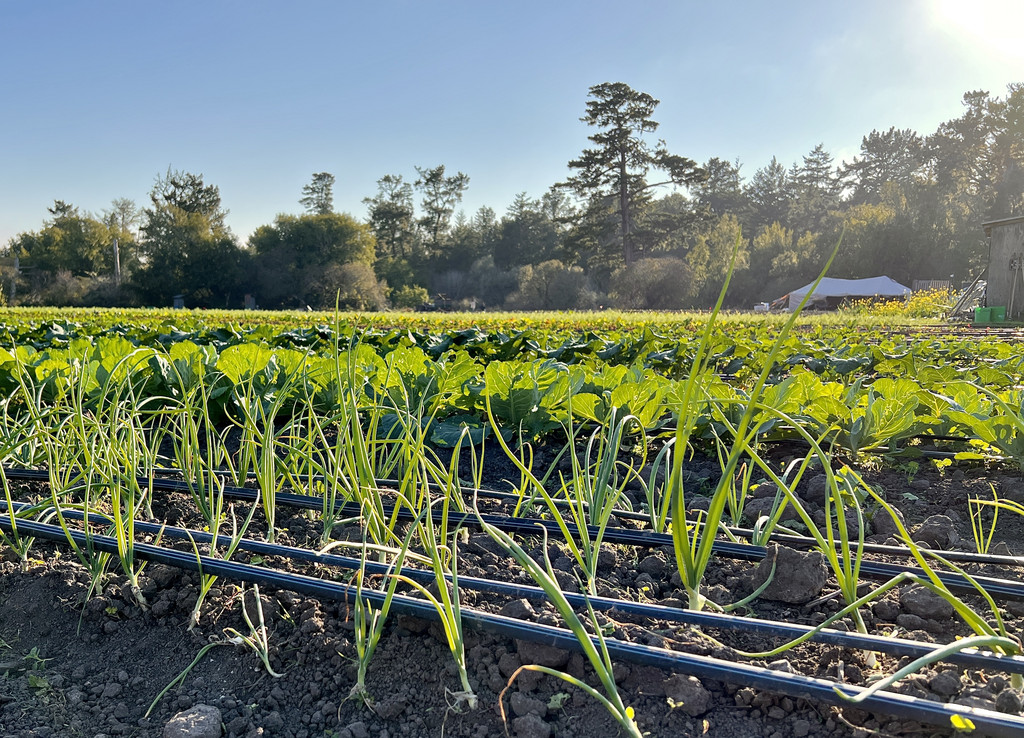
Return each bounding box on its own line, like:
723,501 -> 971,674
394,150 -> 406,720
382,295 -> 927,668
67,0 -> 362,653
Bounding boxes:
5,82 -> 1023,311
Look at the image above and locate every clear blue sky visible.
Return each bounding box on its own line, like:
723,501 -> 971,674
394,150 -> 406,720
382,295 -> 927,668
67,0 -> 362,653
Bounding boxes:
1,0 -> 1019,246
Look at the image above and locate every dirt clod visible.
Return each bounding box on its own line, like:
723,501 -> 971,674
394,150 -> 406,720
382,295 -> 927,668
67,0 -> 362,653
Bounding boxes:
747,544 -> 827,604
163,704 -> 223,738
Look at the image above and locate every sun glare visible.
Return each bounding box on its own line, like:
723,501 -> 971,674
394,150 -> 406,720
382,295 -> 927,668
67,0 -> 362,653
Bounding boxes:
931,0 -> 1024,63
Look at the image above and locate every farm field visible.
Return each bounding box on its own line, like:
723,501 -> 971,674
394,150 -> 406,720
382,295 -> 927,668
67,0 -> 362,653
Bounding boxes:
2,307 -> 1024,738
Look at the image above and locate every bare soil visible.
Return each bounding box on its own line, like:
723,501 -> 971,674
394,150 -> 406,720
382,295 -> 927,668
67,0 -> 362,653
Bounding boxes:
2,448 -> 1024,738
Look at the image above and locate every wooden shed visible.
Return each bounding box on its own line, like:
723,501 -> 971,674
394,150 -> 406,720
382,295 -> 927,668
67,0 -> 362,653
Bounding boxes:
983,215 -> 1024,318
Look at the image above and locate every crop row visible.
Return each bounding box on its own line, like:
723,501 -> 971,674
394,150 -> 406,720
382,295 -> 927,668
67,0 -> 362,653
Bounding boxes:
2,324 -> 1024,735
4,293 -> 1024,733
1,325 -> 1023,466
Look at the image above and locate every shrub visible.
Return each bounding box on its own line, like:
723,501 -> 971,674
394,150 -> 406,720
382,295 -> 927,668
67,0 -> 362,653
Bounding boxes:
309,262 -> 386,311
391,284 -> 429,310
609,257 -> 692,310
505,260 -> 602,310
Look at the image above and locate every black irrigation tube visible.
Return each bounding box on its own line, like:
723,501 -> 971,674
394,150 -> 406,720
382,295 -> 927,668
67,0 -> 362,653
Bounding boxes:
7,466 -> 1024,603
7,499 -> 1024,679
140,466 -> 1024,568
12,466 -> 1024,569
730,528 -> 1024,568
4,514 -> 1024,737
376,478 -> 1024,569
185,480 -> 1024,603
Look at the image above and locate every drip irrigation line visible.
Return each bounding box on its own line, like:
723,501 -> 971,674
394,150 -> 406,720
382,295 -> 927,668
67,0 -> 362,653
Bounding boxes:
392,479 -> 1024,568
729,527 -> 1024,568
4,513 -> 1024,737
9,466 -> 1023,570
7,499 -> 1022,679
7,466 -> 1024,602
206,467 -> 1024,567
157,478 -> 1024,602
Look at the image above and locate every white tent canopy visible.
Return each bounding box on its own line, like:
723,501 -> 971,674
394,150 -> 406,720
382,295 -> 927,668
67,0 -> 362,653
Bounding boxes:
774,276 -> 911,311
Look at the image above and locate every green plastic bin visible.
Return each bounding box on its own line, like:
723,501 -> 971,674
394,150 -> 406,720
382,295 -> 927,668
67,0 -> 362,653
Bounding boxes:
991,306 -> 1007,322
975,307 -> 993,324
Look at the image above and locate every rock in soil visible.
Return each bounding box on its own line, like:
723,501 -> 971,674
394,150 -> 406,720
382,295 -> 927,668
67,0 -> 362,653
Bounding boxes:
513,712 -> 552,738
899,584 -> 955,621
870,505 -> 906,539
663,674 -> 713,716
912,514 -> 960,549
747,544 -> 827,604
163,704 -> 223,738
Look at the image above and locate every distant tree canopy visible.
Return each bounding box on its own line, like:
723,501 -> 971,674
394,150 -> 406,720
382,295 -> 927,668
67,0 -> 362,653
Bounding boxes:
9,201 -> 110,276
249,212 -> 377,309
300,172 -> 336,215
6,82 -> 1023,310
5,199 -> 138,305
415,164 -> 470,257
134,169 -> 247,308
562,82 -> 707,267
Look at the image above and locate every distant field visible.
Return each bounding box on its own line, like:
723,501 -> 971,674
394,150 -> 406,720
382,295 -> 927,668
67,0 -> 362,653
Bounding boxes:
0,304 -> 949,334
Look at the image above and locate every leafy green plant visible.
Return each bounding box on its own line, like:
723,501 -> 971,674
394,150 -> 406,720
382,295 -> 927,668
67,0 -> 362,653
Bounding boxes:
667,236 -> 838,611
833,378 -> 924,455
942,382 -> 1024,467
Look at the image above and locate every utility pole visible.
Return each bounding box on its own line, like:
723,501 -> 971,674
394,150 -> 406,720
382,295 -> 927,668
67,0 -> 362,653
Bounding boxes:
10,255 -> 18,303
113,238 -> 121,287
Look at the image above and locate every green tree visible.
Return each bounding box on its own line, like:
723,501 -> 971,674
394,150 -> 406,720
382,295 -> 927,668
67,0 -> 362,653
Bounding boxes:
631,192 -> 703,263
746,157 -> 793,235
493,193 -> 562,270
923,85 -> 1024,276
691,157 -> 749,222
364,174 -> 418,259
467,255 -> 518,308
842,127 -> 925,205
505,259 -> 601,310
425,206 -> 500,306
444,206 -> 497,271
249,212 -> 376,308
987,83 -> 1024,217
685,213 -> 748,305
390,284 -> 430,309
101,197 -> 142,280
737,222 -> 818,302
562,82 -> 706,266
134,169 -> 247,308
364,174 -> 422,293
414,165 -> 470,255
788,144 -> 841,234
766,226 -> 819,284
610,256 -> 692,309
308,261 -> 386,310
300,172 -> 336,215
8,201 -> 109,276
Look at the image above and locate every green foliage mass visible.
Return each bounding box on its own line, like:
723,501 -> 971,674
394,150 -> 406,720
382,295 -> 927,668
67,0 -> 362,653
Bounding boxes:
2,309 -> 1024,465
5,82 -> 1021,311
